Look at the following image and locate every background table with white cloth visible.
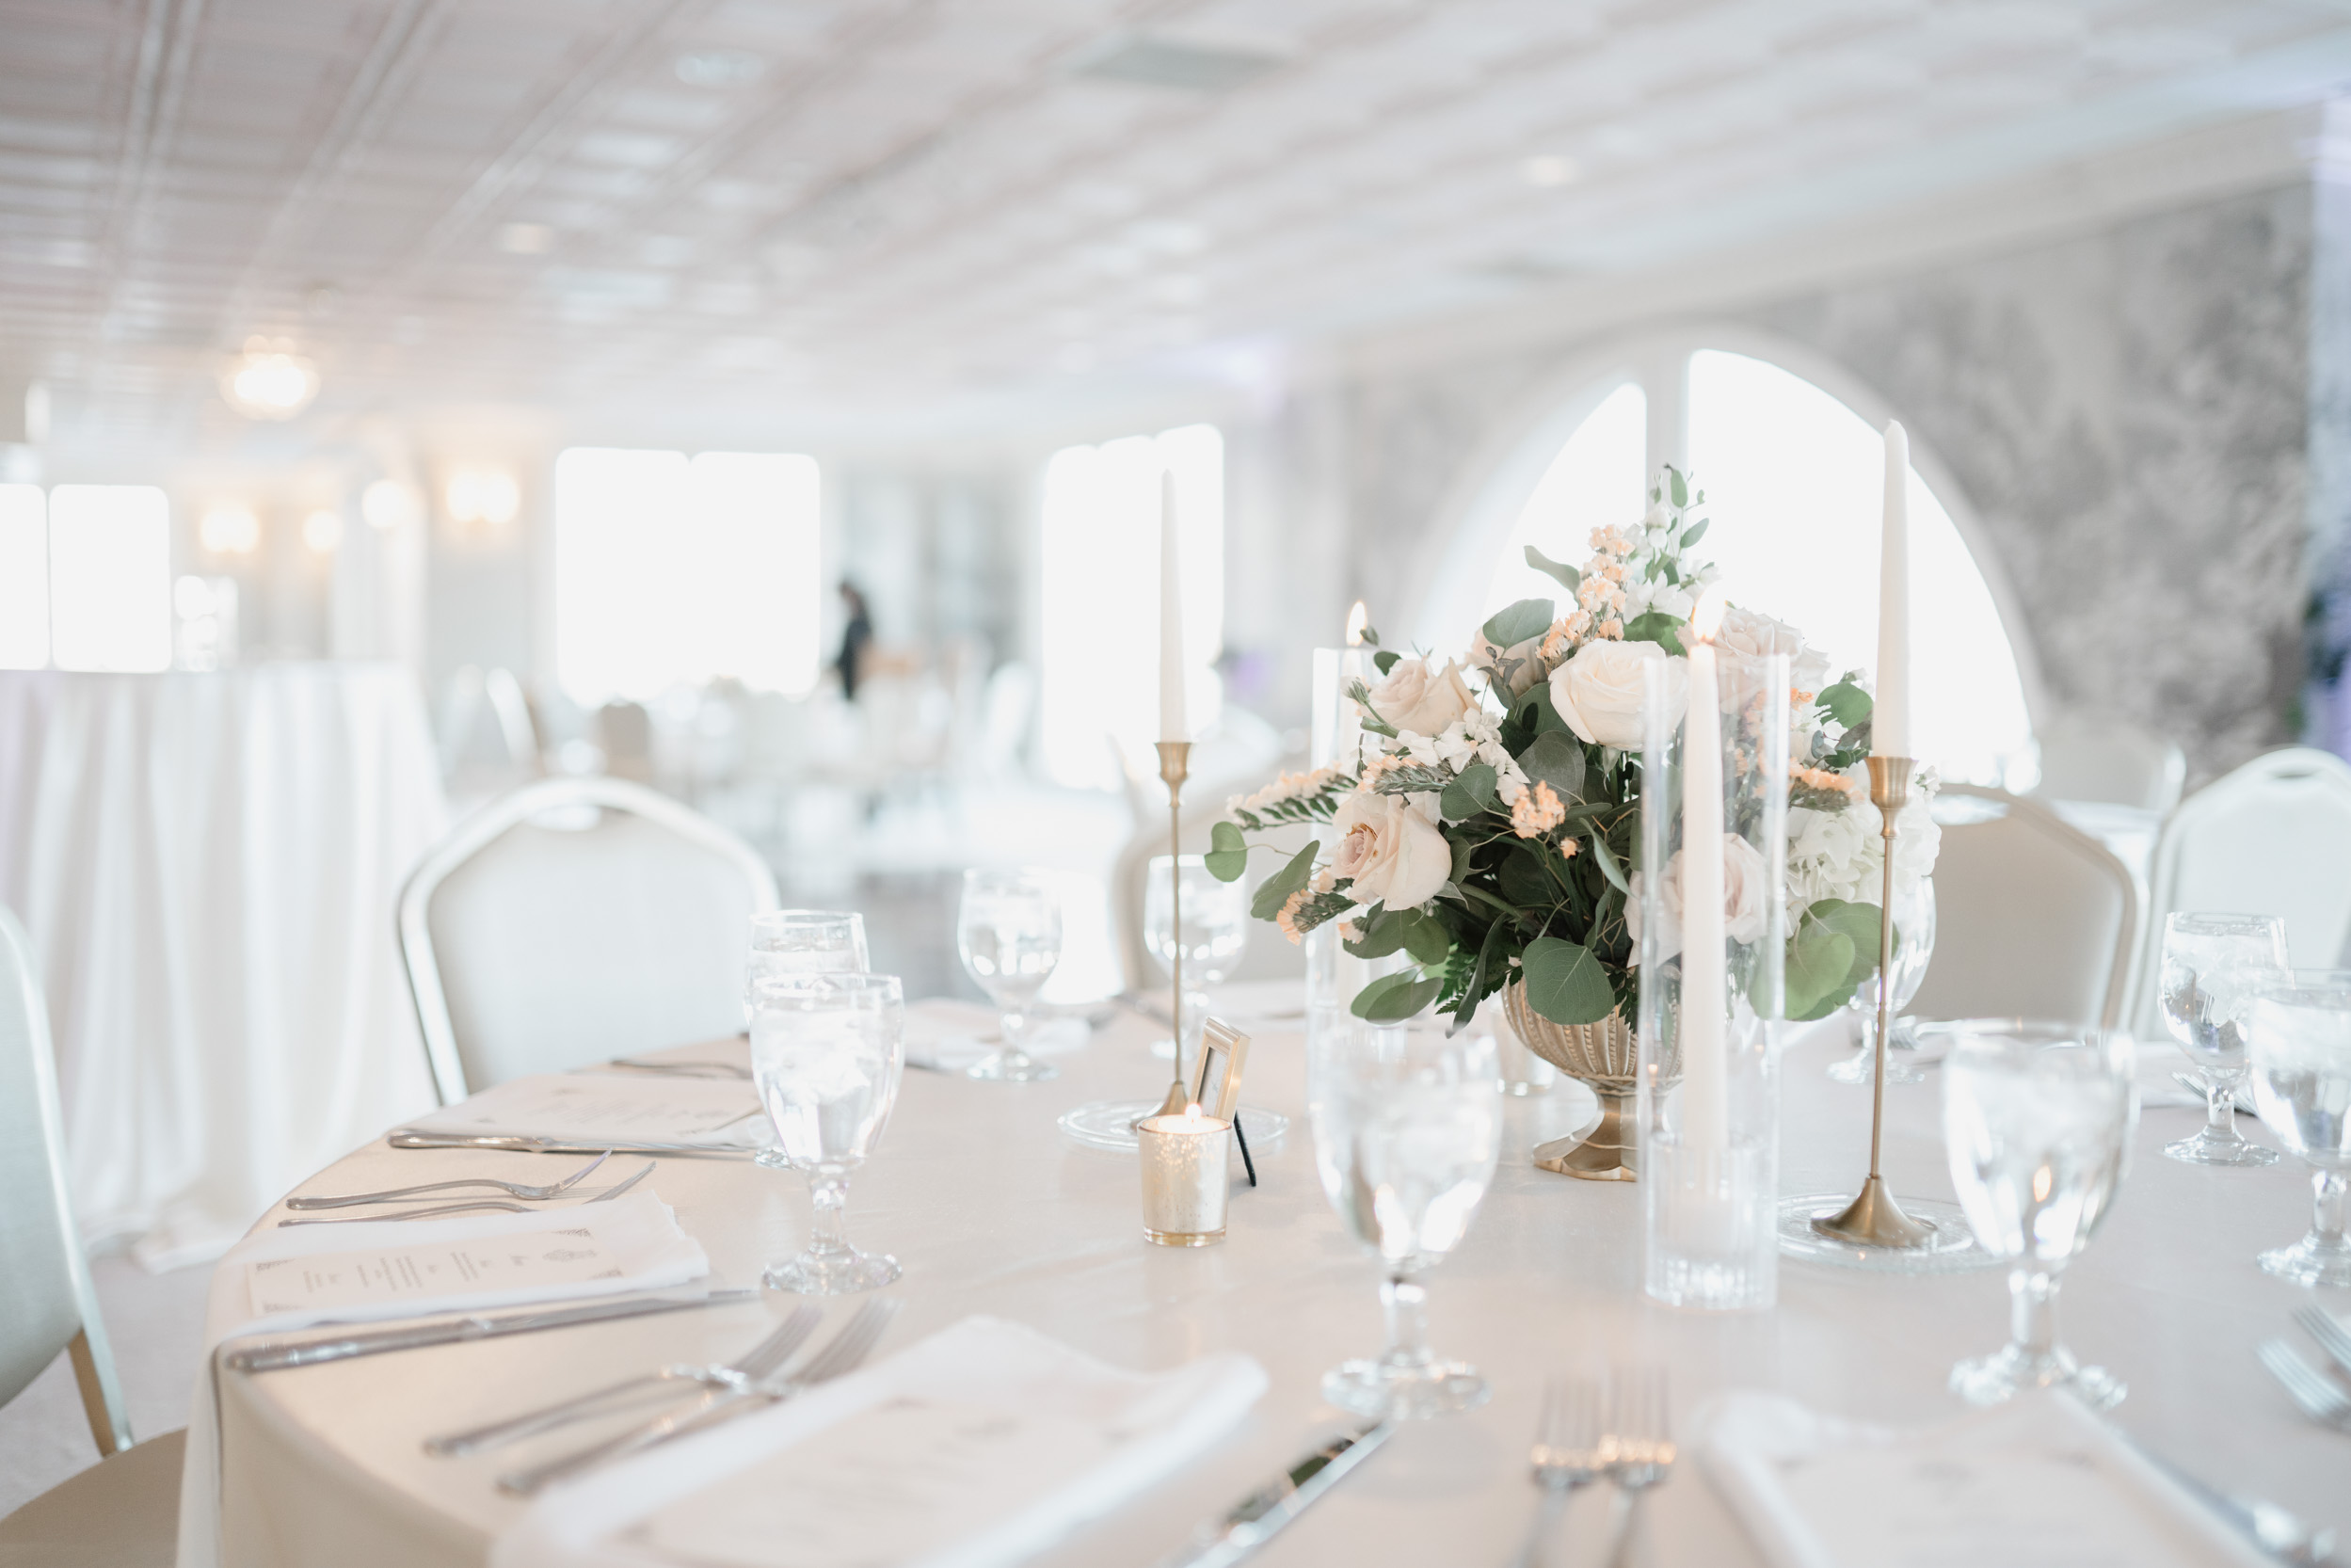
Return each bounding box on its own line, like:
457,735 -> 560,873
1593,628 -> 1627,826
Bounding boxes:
0,664 -> 447,1270
202,1005 -> 2345,1567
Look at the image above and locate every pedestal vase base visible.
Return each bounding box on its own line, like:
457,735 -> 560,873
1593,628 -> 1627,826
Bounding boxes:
1532,1093 -> 1635,1180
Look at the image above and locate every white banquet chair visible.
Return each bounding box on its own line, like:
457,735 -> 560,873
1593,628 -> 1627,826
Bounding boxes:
2127,746 -> 2351,1040
1910,785 -> 2139,1030
398,776 -> 780,1103
0,905 -> 182,1565
2029,709 -> 2186,812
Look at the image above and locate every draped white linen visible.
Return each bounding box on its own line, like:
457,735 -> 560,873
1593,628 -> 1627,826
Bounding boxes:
0,664 -> 446,1269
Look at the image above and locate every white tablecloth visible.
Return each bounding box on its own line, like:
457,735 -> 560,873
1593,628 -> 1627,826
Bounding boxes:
0,664 -> 447,1268
196,1007 -> 2346,1567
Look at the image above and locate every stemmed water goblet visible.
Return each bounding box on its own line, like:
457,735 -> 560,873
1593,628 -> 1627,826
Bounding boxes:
2158,911 -> 2288,1166
2245,969 -> 2351,1287
1308,1012 -> 1501,1418
955,868 -> 1063,1082
1826,878 -> 1936,1085
748,972 -> 904,1295
1144,853 -> 1249,1064
1943,1020 -> 2135,1411
747,910 -> 869,1169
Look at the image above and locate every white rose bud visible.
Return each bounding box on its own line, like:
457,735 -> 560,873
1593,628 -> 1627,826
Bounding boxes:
1548,639 -> 1687,749
1366,657 -> 1479,737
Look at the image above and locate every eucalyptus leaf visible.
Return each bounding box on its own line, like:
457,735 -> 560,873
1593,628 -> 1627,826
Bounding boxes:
1669,468 -> 1687,508
1351,971 -> 1443,1023
1586,829 -> 1629,894
1401,908 -> 1453,966
1515,730 -> 1588,803
1372,649 -> 1401,677
1523,545 -> 1581,594
1440,761 -> 1498,822
1622,611 -> 1686,658
1679,518 -> 1710,551
1204,821 -> 1248,882
1520,936 -> 1616,1026
1343,907 -> 1410,960
1785,928 -> 1857,1021
1358,624 -> 1380,647
1480,598 -> 1554,651
1819,681 -> 1873,726
1248,840 -> 1320,921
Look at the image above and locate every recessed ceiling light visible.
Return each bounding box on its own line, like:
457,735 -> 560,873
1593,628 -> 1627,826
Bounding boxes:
1522,154 -> 1580,188
497,222 -> 555,255
675,48 -> 764,88
1073,34 -> 1287,94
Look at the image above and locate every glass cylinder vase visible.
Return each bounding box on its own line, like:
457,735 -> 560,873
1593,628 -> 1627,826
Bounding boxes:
1637,645 -> 1788,1311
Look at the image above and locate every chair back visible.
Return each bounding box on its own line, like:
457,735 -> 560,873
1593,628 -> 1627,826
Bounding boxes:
399,776 -> 780,1102
1910,786 -> 2138,1030
0,905 -> 131,1454
2031,711 -> 2186,812
2132,746 -> 2351,1038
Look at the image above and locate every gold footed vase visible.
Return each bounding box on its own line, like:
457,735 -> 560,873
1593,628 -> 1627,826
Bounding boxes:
1501,983 -> 1674,1181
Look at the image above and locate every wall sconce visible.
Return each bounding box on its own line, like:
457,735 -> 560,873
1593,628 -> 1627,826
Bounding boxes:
302,509 -> 343,552
198,504 -> 262,555
445,467 -> 520,529
360,479 -> 419,532
221,338 -> 320,421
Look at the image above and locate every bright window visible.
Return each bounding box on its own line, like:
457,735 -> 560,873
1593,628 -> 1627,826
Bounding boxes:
48,485 -> 171,673
1482,382 -> 1646,619
0,485 -> 46,668
1037,424 -> 1223,789
554,448 -> 822,704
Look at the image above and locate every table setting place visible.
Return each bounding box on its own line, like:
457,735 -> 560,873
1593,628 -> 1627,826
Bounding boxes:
186,446 -> 2351,1568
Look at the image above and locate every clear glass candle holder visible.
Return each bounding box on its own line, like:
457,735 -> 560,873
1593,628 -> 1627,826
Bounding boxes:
1138,1109 -> 1232,1245
1636,648 -> 1788,1313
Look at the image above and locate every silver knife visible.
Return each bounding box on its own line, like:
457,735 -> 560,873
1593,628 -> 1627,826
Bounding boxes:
1159,1420 -> 1396,1568
387,1130 -> 759,1158
222,1288 -> 763,1372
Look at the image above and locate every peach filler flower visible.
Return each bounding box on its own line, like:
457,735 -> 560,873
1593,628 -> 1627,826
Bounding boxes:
1511,779 -> 1567,839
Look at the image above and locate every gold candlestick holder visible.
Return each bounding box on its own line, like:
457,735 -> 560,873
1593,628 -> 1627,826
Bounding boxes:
1812,755 -> 1933,1249
1150,741 -> 1193,1120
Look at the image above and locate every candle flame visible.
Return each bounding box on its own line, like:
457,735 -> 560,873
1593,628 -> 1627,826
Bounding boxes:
1690,585 -> 1729,643
1345,600 -> 1369,646
1182,1101 -> 1206,1127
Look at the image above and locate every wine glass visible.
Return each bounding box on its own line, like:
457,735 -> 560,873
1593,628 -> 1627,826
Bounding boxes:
1144,854 -> 1249,1065
1943,1020 -> 2135,1411
1826,877 -> 1937,1084
748,972 -> 904,1295
747,911 -> 869,1170
1308,1011 -> 1501,1418
955,869 -> 1063,1082
2245,969 -> 2351,1287
2158,912 -> 2289,1166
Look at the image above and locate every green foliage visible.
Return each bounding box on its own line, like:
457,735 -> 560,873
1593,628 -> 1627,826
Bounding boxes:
1585,829 -> 1630,893
1679,518 -> 1710,551
1372,649 -> 1401,676
1524,545 -> 1581,594
1480,598 -> 1554,650
1515,731 -> 1588,803
1521,936 -> 1617,1026
1204,821 -> 1249,882
1785,898 -> 1882,1020
1351,970 -> 1444,1022
1622,611 -> 1687,657
1248,840 -> 1320,921
1668,467 -> 1688,508
1818,680 -> 1872,727
1439,762 -> 1497,822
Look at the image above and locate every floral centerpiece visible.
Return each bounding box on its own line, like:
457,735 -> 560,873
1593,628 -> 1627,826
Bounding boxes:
1205,466 -> 1939,1032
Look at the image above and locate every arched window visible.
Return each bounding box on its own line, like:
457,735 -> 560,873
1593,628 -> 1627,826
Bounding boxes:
1433,340 -> 2035,785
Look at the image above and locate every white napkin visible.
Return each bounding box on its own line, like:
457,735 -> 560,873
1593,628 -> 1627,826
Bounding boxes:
402,1073 -> 770,1148
1696,1388 -> 2268,1568
493,1316 -> 1268,1568
177,1192 -> 711,1568
903,999 -> 1090,1072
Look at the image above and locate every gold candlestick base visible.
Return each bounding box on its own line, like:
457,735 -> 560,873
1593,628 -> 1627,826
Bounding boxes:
1812,755 -> 1934,1250
1149,741 -> 1194,1121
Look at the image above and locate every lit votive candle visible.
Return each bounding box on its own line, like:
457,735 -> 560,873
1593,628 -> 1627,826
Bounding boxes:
1137,1106 -> 1232,1246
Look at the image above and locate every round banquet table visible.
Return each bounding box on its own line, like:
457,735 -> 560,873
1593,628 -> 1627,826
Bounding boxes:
210,1007 -> 2347,1567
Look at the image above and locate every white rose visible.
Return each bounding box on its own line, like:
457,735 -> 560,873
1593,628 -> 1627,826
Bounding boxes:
1716,605 -> 1832,695
1626,834 -> 1770,965
1331,790 -> 1452,910
1787,804 -> 1875,907
1549,639 -> 1687,749
1367,657 -> 1477,737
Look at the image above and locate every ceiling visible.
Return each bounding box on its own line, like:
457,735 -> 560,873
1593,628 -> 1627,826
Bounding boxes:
6,0 -> 2351,469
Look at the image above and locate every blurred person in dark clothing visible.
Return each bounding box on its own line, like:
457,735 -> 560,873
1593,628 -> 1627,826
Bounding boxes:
836,581 -> 873,700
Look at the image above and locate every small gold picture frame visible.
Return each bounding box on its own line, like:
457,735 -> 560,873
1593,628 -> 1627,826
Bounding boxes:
1188,1017 -> 1249,1122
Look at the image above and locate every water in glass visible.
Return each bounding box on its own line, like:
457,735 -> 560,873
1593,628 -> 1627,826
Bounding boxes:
750,972 -> 904,1294
2246,970 -> 2351,1287
2157,911 -> 2288,1166
746,910 -> 870,1169
1943,1020 -> 2135,1410
955,869 -> 1063,1081
1308,1012 -> 1500,1418
1144,854 -> 1248,1064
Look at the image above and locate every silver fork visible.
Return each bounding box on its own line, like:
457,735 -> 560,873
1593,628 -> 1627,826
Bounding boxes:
498,1297 -> 899,1495
278,1163 -> 653,1225
424,1302 -> 821,1457
285,1149 -> 615,1208
1511,1375 -> 1609,1568
2294,1305 -> 2351,1381
2259,1337 -> 2351,1431
1601,1366 -> 1676,1568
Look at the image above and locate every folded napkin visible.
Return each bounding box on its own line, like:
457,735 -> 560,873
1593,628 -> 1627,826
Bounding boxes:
493,1316 -> 1268,1568
904,999 -> 1090,1072
179,1192 -> 711,1568
1697,1388 -> 2267,1568
402,1072 -> 770,1148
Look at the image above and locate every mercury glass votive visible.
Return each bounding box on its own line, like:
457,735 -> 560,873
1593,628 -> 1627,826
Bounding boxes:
1138,1109 -> 1232,1245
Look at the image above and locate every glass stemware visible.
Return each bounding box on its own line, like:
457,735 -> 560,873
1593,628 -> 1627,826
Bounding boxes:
954,868 -> 1064,1082
748,972 -> 904,1295
1308,1012 -> 1501,1418
1144,854 -> 1249,1064
1943,1020 -> 2135,1411
747,911 -> 869,1170
2158,912 -> 2289,1166
1827,877 -> 1937,1085
2246,969 -> 2351,1288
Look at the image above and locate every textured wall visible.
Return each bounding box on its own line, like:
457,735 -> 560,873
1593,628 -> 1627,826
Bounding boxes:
1287,183 -> 2321,784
